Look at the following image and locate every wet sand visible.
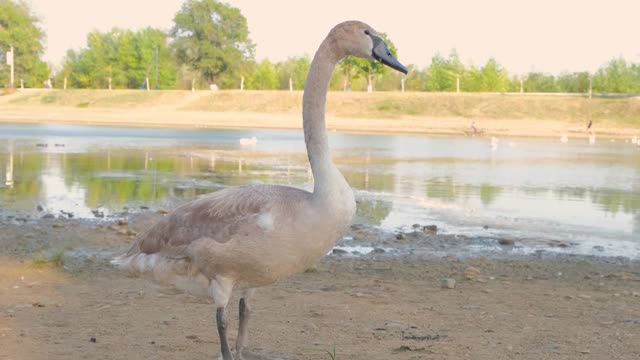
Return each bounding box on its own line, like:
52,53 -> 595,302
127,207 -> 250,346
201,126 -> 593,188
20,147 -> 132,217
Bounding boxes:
1,214 -> 639,360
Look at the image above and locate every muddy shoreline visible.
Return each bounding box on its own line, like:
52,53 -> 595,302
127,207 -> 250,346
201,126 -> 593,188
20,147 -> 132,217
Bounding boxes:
1,213 -> 639,359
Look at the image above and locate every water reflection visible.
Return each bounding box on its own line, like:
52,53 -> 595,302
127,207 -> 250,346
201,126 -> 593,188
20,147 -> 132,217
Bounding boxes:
0,124 -> 639,256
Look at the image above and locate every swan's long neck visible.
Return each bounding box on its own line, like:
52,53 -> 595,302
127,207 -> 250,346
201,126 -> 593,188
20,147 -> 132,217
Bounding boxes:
303,37 -> 343,197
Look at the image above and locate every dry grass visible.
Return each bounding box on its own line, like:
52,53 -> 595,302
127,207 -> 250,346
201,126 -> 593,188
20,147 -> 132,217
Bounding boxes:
4,89 -> 640,126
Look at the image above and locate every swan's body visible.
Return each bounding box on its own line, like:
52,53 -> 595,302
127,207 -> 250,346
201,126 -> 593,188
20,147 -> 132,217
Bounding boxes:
560,134 -> 568,143
588,130 -> 596,145
113,21 -> 406,360
631,135 -> 638,145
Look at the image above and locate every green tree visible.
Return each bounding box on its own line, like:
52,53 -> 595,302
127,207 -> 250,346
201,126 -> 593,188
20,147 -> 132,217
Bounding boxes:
275,56 -> 310,90
556,72 -> 590,93
592,57 -> 640,93
523,72 -> 558,92
59,28 -> 176,89
0,0 -> 49,88
171,0 -> 254,86
247,59 -> 278,89
425,49 -> 464,91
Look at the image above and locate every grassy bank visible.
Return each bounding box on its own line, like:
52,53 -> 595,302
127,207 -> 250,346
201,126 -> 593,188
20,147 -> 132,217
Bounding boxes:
3,89 -> 639,125
1,89 -> 639,137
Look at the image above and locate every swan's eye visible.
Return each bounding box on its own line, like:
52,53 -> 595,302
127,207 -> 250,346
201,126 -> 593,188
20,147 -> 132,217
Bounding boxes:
364,30 -> 370,35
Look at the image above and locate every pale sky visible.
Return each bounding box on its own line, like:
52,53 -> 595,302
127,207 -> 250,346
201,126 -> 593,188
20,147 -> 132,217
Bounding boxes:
27,0 -> 640,74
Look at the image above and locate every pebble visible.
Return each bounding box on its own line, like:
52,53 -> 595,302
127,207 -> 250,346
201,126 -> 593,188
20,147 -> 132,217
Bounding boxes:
395,233 -> 406,240
89,337 -> 97,343
440,278 -> 456,289
157,209 -> 169,214
423,225 -> 438,234
544,343 -> 561,352
118,219 -> 128,226
464,266 -> 481,280
332,248 -> 348,255
498,239 -> 514,246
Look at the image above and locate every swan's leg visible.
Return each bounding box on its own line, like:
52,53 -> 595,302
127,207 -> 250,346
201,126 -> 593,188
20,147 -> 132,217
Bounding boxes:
211,277 -> 234,360
236,289 -> 255,359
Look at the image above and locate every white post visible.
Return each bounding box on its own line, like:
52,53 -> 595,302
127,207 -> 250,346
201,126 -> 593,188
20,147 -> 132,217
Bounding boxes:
289,77 -> 293,92
145,77 -> 150,92
20,78 -> 23,90
588,77 -> 592,99
520,79 -> 524,94
367,74 -> 372,93
64,77 -> 67,90
108,77 -> 112,91
240,76 -> 244,91
191,78 -> 195,92
456,75 -> 460,93
401,78 -> 405,93
9,45 -> 14,89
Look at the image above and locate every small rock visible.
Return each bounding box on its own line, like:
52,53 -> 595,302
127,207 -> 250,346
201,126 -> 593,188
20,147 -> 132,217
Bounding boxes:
578,294 -> 592,300
423,225 -> 438,233
464,266 -> 481,280
332,248 -> 348,255
395,233 -> 406,240
52,223 -> 64,229
118,219 -> 128,226
593,245 -> 605,252
481,289 -> 492,294
36,205 -> 44,212
483,225 -> 489,229
544,343 -> 561,352
372,248 -> 385,254
126,230 -> 137,236
42,214 -> 55,219
140,206 -> 149,210
498,239 -> 514,246
90,337 -> 97,343
117,229 -> 128,236
412,224 -> 421,229
157,209 -> 169,214
440,278 -> 456,289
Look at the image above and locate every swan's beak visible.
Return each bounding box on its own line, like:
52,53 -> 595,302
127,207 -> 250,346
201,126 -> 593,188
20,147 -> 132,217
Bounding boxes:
371,36 -> 408,74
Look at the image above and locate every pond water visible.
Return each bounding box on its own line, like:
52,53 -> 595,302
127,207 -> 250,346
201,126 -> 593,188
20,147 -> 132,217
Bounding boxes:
1,123 -> 639,258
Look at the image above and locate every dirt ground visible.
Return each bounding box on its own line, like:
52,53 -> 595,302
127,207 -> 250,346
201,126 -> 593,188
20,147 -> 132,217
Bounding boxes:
1,215 -> 639,360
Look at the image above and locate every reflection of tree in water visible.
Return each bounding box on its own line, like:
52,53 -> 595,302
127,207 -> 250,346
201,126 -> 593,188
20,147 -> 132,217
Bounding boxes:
354,198 -> 393,226
59,151 -> 286,209
479,184 -> 503,206
0,153 -> 44,201
343,170 -> 395,193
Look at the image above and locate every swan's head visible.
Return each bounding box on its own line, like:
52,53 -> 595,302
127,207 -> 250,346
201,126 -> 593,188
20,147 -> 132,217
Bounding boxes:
329,21 -> 408,74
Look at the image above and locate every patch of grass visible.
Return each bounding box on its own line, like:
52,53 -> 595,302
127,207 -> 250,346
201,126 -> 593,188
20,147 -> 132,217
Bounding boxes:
41,94 -> 59,104
76,102 -> 91,108
324,344 -> 337,360
32,250 -> 66,268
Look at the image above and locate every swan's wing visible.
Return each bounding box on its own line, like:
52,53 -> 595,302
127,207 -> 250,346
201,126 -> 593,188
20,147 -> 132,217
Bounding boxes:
127,184 -> 310,257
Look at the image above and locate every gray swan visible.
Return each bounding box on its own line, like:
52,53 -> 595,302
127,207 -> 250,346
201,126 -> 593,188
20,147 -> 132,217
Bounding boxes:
113,20 -> 407,360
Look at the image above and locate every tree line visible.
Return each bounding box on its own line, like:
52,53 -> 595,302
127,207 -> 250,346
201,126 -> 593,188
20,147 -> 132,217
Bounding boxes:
1,0 -> 639,93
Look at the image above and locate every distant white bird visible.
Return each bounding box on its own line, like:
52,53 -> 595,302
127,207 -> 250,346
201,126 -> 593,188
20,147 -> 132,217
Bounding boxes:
239,136 -> 258,146
560,134 -> 568,143
588,131 -> 596,145
490,136 -> 499,151
632,136 -> 638,145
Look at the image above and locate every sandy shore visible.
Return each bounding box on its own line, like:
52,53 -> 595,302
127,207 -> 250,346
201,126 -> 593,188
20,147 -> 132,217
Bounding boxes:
1,213 -> 639,360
